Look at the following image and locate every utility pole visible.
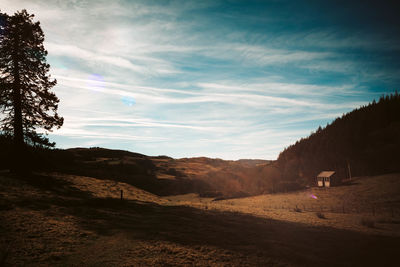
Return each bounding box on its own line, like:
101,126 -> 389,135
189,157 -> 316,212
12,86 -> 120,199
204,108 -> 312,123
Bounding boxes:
347,160 -> 352,180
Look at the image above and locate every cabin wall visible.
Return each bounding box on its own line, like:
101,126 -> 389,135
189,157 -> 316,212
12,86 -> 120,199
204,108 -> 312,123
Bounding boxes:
316,175 -> 339,187
325,178 -> 330,187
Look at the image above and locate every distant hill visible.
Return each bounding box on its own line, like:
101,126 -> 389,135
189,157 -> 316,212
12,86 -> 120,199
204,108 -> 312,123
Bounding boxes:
154,156 -> 271,197
0,144 -> 271,197
1,93 -> 398,197
272,92 -> 400,190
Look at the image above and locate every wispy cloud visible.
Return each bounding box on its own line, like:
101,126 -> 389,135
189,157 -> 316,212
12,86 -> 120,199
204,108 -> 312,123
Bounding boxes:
54,75 -> 364,110
47,43 -> 148,74
196,82 -> 358,97
47,127 -> 169,142
2,0 -> 399,159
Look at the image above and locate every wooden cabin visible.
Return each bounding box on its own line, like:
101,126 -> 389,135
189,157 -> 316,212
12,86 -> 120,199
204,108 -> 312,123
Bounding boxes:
316,171 -> 336,187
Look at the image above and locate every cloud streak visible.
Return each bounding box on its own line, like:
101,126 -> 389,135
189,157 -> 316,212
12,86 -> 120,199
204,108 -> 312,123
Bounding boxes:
54,75 -> 364,110
2,0 -> 399,159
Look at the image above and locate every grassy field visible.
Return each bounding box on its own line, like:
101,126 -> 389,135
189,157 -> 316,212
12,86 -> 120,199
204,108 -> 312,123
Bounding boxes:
168,173 -> 400,236
0,171 -> 399,266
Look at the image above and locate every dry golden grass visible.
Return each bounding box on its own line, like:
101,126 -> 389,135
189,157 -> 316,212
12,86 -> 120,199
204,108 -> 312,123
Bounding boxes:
1,172 -> 399,266
151,157 -> 224,179
166,173 -> 400,236
52,173 -> 168,204
0,173 -> 286,266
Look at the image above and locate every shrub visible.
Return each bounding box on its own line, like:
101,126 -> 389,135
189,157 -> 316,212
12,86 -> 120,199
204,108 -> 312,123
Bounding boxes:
316,212 -> 326,219
361,218 -> 375,228
377,218 -> 400,224
294,207 -> 302,212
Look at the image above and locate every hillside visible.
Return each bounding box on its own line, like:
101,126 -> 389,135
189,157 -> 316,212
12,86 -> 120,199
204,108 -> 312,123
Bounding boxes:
270,93 -> 400,190
1,93 -> 399,197
152,156 -> 272,197
1,171 -> 399,266
3,146 -> 271,198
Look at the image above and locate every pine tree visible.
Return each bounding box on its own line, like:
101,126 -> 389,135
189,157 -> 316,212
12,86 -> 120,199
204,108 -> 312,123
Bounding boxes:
0,10 -> 63,167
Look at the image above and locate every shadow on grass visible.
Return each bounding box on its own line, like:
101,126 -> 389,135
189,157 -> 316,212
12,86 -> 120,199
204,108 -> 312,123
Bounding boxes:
0,172 -> 93,211
338,181 -> 360,187
4,173 -> 400,267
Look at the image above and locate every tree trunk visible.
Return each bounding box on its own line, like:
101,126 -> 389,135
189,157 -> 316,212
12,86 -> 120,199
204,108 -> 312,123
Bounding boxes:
12,73 -> 24,151
11,41 -> 25,173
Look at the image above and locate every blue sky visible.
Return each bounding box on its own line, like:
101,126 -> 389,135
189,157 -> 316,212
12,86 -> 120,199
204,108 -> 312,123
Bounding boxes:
2,0 -> 400,159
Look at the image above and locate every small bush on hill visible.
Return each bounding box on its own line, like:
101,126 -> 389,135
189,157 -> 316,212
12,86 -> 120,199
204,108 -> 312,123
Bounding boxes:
361,218 -> 375,228
294,207 -> 302,212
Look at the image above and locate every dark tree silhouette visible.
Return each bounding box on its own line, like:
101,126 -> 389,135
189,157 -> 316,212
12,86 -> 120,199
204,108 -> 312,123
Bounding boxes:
0,10 -> 63,169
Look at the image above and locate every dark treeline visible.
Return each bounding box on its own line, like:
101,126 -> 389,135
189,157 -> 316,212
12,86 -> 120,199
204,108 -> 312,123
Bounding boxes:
274,92 -> 400,189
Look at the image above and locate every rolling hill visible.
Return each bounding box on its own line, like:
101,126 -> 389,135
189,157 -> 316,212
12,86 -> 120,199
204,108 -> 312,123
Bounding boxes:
1,93 -> 399,197
9,146 -> 272,198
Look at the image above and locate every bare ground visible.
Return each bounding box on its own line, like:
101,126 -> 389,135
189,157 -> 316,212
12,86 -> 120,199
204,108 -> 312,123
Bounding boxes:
0,172 -> 399,266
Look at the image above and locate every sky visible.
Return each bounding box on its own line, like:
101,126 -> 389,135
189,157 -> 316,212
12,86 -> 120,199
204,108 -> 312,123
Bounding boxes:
1,0 -> 400,160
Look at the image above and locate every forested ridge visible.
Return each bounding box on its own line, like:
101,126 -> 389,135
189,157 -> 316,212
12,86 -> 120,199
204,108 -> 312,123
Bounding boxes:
275,92 -> 400,188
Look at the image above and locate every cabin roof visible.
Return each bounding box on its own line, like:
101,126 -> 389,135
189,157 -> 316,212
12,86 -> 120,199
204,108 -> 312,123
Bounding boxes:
317,171 -> 335,178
